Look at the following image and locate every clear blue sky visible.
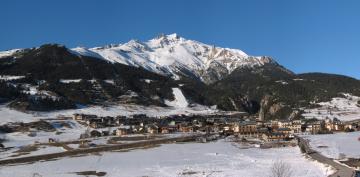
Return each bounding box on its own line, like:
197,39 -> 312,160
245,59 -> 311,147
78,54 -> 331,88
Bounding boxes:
1,0 -> 359,79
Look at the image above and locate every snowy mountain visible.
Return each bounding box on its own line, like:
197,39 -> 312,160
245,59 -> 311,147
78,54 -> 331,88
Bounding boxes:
1,35 -> 360,120
70,33 -> 279,83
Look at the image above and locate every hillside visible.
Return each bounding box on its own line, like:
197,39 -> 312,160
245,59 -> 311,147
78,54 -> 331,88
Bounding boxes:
0,44 -> 195,111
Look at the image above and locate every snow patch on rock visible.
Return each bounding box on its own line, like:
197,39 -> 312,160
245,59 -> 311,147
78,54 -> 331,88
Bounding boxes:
59,79 -> 82,84
0,75 -> 25,81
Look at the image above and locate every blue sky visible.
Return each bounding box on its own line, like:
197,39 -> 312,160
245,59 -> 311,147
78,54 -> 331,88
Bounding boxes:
1,0 -> 359,79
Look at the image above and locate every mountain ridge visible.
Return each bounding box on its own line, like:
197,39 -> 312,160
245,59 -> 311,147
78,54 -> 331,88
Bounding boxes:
68,33 -> 280,84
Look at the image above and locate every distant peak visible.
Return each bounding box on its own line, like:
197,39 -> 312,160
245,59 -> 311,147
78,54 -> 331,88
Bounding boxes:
154,33 -> 183,41
166,33 -> 180,40
39,43 -> 65,49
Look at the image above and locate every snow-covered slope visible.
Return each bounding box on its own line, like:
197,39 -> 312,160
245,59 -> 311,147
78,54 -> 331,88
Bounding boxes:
0,49 -> 22,58
165,88 -> 189,108
303,93 -> 360,121
70,33 -> 277,83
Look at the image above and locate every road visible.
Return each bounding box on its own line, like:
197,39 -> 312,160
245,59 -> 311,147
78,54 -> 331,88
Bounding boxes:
297,136 -> 355,177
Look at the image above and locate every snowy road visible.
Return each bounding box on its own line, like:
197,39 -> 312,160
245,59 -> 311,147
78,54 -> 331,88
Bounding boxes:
297,136 -> 355,177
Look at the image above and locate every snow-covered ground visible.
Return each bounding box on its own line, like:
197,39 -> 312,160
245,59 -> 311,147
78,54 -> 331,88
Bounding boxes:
0,103 -> 216,125
2,120 -> 86,147
0,140 -> 333,177
303,93 -> 360,121
0,105 -> 44,125
0,119 -> 87,160
303,132 -> 360,160
46,103 -> 215,119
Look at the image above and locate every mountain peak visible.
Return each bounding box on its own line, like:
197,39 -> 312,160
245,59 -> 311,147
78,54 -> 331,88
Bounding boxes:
166,33 -> 180,40
66,34 -> 284,83
147,33 -> 185,48
1,34 -> 282,84
155,33 -> 181,40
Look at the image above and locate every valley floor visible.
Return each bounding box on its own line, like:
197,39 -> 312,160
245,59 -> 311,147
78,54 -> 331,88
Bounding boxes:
0,140 -> 332,177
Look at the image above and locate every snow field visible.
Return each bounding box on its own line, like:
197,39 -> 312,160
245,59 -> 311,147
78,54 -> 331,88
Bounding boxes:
0,140 -> 333,177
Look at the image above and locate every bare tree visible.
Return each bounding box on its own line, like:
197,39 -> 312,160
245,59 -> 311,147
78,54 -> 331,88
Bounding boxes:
32,173 -> 42,177
269,160 -> 293,177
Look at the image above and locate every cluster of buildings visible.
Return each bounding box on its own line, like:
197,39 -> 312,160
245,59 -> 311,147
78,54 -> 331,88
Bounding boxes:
72,113 -> 360,142
233,117 -> 360,141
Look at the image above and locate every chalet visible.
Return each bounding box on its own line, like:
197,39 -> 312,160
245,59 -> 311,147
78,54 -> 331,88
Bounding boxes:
73,114 -> 97,121
325,118 -> 344,131
101,116 -> 116,126
292,120 -> 302,125
87,119 -> 103,129
344,123 -> 358,131
306,120 -> 325,134
275,128 -> 293,135
278,120 -> 292,128
198,125 -> 219,134
72,113 -> 83,121
232,123 -> 240,133
179,125 -> 194,133
131,125 -> 143,133
115,116 -> 127,125
256,120 -> 264,126
192,119 -> 203,127
262,132 -> 287,142
270,120 -> 280,129
234,121 -> 259,138
238,121 -> 257,134
168,120 -> 176,126
257,127 -> 270,134
146,124 -> 159,134
264,121 -> 272,128
289,120 -> 302,133
116,128 -> 129,136
206,118 -> 215,124
220,124 -> 231,132
159,125 -> 177,134
160,126 -> 169,134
